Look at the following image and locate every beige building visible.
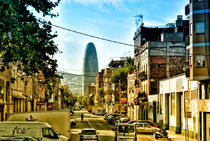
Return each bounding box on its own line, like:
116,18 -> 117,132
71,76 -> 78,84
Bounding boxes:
0,63 -> 60,121
186,0 -> 210,140
95,70 -> 104,106
159,74 -> 199,139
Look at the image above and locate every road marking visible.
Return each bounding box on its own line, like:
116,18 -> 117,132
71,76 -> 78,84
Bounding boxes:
87,118 -> 92,128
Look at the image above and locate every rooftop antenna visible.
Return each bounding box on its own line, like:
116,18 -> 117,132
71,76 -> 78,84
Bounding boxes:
135,14 -> 144,29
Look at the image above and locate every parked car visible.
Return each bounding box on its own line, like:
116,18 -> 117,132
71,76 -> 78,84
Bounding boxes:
79,128 -> 99,141
119,117 -> 130,123
107,114 -> 121,125
136,120 -> 157,128
127,120 -> 138,124
135,123 -> 157,134
114,123 -> 137,141
127,120 -> 157,128
103,113 -> 109,120
95,110 -> 106,116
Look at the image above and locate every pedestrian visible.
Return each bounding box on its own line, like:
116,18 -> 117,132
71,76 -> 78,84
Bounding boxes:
81,113 -> 84,121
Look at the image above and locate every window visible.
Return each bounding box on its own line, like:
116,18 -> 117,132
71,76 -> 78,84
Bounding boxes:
136,124 -> 143,127
42,128 -> 58,139
144,124 -> 151,128
195,22 -> 205,33
196,55 -> 205,67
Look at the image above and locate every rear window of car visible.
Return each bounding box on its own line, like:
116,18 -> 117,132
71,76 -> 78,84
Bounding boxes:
118,125 -> 134,133
81,130 -> 96,135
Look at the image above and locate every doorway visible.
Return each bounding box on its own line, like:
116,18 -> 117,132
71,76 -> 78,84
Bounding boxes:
0,105 -> 4,121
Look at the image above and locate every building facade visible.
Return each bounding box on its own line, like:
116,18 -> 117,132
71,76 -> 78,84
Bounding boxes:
159,74 -> 199,139
185,0 -> 210,140
95,70 -> 104,106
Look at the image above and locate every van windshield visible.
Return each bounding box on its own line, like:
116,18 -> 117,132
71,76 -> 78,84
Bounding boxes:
118,125 -> 134,133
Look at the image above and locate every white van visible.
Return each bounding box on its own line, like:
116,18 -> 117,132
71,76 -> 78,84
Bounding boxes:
7,110 -> 71,140
0,121 -> 68,141
114,123 -> 137,141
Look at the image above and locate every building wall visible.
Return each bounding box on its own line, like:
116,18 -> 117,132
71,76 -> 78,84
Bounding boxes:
188,0 -> 210,81
159,74 -> 199,138
127,73 -> 136,120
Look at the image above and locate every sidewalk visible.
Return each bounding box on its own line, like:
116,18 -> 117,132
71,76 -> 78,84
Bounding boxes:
167,131 -> 197,141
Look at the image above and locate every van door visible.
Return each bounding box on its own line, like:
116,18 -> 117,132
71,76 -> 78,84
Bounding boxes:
42,128 -> 62,141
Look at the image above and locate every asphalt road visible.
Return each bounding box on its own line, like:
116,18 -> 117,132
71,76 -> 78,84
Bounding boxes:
71,110 -> 169,141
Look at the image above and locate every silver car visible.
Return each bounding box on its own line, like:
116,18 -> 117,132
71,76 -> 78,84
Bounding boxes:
79,128 -> 99,141
135,123 -> 157,134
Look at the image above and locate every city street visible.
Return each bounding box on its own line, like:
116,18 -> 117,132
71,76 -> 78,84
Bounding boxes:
71,110 -> 170,141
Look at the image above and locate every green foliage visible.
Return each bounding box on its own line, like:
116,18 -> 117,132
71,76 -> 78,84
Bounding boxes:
109,57 -> 134,91
61,87 -> 77,107
78,94 -> 95,107
110,67 -> 129,91
125,57 -> 134,71
0,0 -> 60,79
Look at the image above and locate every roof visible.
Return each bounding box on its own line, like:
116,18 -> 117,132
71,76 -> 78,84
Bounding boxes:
82,128 -> 96,131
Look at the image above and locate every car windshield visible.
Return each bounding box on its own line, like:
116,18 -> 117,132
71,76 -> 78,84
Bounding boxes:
81,130 -> 96,135
118,125 -> 134,133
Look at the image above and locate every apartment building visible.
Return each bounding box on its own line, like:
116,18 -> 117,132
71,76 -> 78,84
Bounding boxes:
185,0 -> 210,140
133,15 -> 189,120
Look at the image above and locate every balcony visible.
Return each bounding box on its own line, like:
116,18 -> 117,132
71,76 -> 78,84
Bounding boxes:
139,71 -> 147,80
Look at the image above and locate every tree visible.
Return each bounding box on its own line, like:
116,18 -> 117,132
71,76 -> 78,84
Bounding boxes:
110,67 -> 129,91
61,87 -> 77,108
0,0 -> 60,79
125,57 -> 134,71
109,57 -> 134,91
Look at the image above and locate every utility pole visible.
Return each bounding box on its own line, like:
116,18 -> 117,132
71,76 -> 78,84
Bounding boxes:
119,80 -> 122,115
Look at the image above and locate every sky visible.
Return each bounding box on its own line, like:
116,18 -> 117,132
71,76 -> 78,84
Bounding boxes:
50,0 -> 189,75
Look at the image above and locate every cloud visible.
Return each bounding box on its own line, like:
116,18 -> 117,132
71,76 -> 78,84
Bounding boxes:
63,0 -> 125,10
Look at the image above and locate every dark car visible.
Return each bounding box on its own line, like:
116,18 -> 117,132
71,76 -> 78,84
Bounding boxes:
79,128 -> 99,141
107,114 -> 121,125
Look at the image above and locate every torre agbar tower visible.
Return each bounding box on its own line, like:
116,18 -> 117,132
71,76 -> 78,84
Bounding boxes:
82,42 -> 99,96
